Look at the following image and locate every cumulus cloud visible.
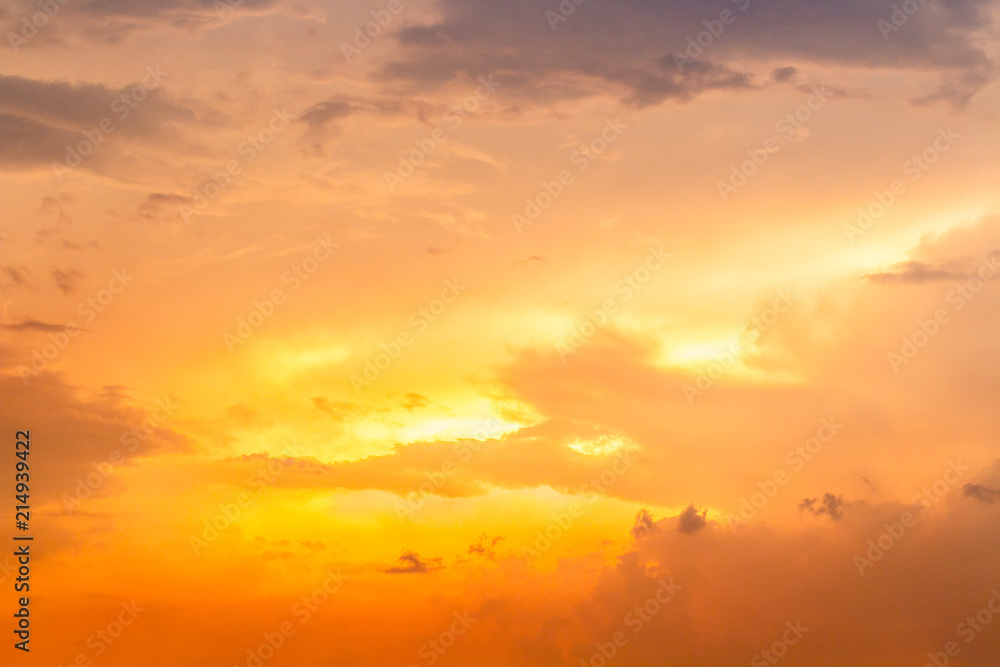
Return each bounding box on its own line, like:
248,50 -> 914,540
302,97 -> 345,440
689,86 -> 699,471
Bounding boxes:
677,503 -> 708,533
630,509 -> 658,539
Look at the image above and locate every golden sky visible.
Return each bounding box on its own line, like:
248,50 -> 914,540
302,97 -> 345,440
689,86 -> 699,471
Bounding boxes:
2,0 -> 1000,665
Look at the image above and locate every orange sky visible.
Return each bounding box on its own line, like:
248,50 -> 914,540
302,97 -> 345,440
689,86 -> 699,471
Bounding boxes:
2,0 -> 1000,665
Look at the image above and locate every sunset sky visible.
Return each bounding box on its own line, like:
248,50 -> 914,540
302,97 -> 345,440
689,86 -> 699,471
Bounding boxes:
2,0 -> 1000,665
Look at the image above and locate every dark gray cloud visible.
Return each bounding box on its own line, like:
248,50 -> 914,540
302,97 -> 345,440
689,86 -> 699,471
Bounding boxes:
378,0 -> 996,109
0,74 -> 198,173
799,493 -> 847,519
0,318 -> 67,333
964,483 -> 1000,503
630,508 -> 658,539
677,503 -> 707,534
384,551 -> 443,574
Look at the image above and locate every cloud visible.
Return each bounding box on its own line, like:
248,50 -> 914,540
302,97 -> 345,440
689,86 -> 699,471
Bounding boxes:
677,504 -> 708,533
0,318 -> 69,333
52,267 -> 83,295
401,392 -> 429,411
0,73 -> 198,175
384,551 -> 443,574
468,534 -> 504,559
378,0 -> 996,110
0,0 -> 289,45
799,493 -> 848,519
630,508 -> 658,539
551,486 -> 1000,665
0,356 -> 191,507
1,265 -> 34,290
964,483 -> 1000,503
866,256 -> 999,284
